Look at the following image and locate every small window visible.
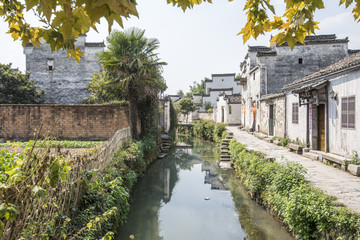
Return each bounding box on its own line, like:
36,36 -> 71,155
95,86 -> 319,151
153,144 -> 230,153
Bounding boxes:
342,96 -> 355,129
222,79 -> 224,81
229,105 -> 232,114
47,59 -> 54,71
292,103 -> 299,124
298,58 -> 303,64
253,73 -> 255,80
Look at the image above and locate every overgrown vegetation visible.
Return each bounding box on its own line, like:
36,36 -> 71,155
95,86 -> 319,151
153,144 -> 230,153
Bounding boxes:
169,101 -> 178,140
178,120 -> 227,143
0,135 -> 159,240
229,140 -> 360,240
350,150 -> 360,165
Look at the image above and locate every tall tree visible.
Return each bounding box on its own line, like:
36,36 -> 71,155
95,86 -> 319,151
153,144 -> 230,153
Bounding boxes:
98,28 -> 167,139
179,98 -> 196,122
1,0 -> 359,58
0,64 -> 44,104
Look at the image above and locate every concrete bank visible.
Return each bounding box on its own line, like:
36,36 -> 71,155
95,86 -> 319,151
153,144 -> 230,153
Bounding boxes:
227,126 -> 360,213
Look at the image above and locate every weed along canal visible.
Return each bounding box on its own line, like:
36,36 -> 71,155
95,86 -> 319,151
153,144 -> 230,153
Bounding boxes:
116,138 -> 293,240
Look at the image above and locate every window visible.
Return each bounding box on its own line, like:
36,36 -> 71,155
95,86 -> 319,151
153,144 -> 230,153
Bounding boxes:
253,73 -> 255,80
298,58 -> 303,64
47,59 -> 54,71
292,103 -> 299,124
341,96 -> 355,129
229,105 -> 232,114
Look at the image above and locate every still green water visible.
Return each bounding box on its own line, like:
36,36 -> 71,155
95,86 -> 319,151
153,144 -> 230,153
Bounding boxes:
116,138 -> 293,240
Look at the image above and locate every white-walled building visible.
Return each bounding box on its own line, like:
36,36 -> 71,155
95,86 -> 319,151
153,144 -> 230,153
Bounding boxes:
240,34 -> 352,133
283,52 -> 360,157
216,94 -> 242,124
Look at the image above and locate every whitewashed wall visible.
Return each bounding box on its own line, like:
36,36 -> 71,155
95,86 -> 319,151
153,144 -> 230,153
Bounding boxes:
285,92 -> 308,145
328,70 -> 360,157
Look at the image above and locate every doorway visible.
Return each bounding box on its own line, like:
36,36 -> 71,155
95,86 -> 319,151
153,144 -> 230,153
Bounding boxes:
318,104 -> 326,151
221,107 -> 225,123
269,105 -> 274,136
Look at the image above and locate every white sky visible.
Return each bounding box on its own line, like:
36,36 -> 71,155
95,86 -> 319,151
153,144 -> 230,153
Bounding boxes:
0,0 -> 360,94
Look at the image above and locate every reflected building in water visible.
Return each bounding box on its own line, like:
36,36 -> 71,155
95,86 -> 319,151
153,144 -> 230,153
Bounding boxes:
202,161 -> 229,190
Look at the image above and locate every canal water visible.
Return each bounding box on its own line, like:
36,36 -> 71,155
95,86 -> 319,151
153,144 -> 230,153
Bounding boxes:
116,138 -> 293,240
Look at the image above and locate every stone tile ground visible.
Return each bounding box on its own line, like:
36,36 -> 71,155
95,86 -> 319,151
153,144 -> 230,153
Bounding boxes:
227,126 -> 360,213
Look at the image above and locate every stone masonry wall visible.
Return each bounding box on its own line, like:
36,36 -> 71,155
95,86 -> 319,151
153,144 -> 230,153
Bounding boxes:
0,104 -> 129,140
24,36 -> 104,104
259,96 -> 285,138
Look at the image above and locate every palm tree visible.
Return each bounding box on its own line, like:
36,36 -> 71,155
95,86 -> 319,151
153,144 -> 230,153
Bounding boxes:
99,28 -> 167,139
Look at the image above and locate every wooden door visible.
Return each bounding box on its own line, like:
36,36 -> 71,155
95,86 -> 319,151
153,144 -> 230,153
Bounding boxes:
318,104 -> 326,151
269,105 -> 274,136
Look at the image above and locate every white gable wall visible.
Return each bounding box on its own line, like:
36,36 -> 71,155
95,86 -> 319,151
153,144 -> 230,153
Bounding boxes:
328,70 -> 360,157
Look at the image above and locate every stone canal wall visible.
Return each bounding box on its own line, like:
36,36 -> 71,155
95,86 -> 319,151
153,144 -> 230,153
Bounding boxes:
0,104 -> 130,140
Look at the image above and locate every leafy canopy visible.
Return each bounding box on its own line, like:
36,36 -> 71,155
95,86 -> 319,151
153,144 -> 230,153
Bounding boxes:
1,0 -> 359,60
0,63 -> 44,104
98,27 -> 166,138
179,98 -> 197,115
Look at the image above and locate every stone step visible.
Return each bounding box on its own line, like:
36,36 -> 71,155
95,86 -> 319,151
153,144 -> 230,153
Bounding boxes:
263,137 -> 273,143
223,138 -> 231,142
220,159 -> 231,162
158,153 -> 167,159
221,155 -> 231,159
265,156 -> 275,162
219,161 -> 232,169
220,147 -> 229,150
222,142 -> 229,146
273,140 -> 281,146
303,152 -> 319,161
221,151 -> 229,154
227,132 -> 234,136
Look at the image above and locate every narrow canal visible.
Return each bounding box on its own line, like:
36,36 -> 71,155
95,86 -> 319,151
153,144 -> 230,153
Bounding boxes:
117,137 -> 293,240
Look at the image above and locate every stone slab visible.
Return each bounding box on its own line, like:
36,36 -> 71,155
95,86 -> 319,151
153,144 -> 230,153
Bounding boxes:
227,126 -> 360,214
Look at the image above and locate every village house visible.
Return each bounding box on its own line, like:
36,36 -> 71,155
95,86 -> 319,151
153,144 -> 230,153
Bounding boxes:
202,73 -> 241,108
283,52 -> 360,157
240,34 -> 351,137
24,35 -> 105,104
215,93 -> 242,124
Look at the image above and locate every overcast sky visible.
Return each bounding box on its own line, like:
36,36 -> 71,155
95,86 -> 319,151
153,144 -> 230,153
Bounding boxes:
0,0 -> 360,94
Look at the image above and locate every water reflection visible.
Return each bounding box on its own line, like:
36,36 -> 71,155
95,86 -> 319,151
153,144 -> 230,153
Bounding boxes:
116,138 -> 293,240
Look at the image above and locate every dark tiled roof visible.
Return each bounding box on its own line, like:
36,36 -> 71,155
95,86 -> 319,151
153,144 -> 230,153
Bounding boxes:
285,52 -> 360,89
211,73 -> 236,77
260,92 -> 285,101
257,51 -> 277,57
226,94 -> 242,104
349,49 -> 360,55
278,34 -> 348,47
209,88 -> 233,92
85,42 -> 105,47
248,46 -> 271,52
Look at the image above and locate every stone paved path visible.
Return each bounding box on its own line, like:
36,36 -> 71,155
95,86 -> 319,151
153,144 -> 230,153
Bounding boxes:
227,126 -> 360,213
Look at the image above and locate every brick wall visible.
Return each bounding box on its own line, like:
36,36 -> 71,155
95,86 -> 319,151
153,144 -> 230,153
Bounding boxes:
0,104 -> 130,140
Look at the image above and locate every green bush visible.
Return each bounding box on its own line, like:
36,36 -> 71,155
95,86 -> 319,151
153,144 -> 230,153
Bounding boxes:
280,138 -> 289,147
229,140 -> 360,240
214,122 -> 227,143
191,120 -> 227,143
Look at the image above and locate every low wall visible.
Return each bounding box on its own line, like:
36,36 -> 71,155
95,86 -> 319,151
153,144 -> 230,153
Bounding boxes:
0,104 -> 130,140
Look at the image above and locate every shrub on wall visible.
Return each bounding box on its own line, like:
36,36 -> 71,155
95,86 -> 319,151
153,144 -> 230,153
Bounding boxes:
229,140 -> 360,239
